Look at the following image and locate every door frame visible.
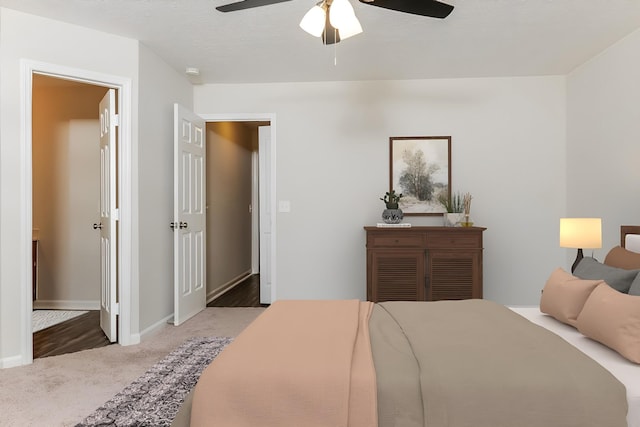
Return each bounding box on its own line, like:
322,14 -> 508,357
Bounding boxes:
200,114 -> 277,303
20,59 -> 137,365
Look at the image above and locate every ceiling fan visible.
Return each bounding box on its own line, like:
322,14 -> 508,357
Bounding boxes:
215,0 -> 454,44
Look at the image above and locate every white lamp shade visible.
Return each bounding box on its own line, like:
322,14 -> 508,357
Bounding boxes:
300,5 -> 326,37
559,218 -> 602,249
329,0 -> 362,39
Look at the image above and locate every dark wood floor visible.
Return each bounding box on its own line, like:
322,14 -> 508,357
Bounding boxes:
207,274 -> 269,308
33,310 -> 111,359
33,274 -> 265,358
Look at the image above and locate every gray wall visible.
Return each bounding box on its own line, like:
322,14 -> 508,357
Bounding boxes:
138,43 -> 193,333
194,77 -> 568,306
3,6 -> 640,366
566,28 -> 640,255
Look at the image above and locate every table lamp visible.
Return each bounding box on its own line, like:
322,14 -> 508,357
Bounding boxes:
559,218 -> 602,272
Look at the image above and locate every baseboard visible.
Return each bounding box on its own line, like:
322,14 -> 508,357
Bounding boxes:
138,271 -> 252,340
206,270 -> 253,303
139,313 -> 174,340
128,334 -> 141,346
33,300 -> 100,310
119,333 -> 140,346
0,354 -> 24,369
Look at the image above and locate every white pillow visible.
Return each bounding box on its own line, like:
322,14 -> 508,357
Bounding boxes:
625,234 -> 640,254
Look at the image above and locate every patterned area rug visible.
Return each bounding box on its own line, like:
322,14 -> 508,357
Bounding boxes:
32,310 -> 88,332
76,336 -> 233,427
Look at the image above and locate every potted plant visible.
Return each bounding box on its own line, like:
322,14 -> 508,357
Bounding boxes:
380,190 -> 403,209
437,191 -> 470,227
437,191 -> 464,214
380,190 -> 404,224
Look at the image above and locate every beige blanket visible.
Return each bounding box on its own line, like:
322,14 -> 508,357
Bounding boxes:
371,300 -> 628,427
180,299 -> 628,427
190,299 -> 377,427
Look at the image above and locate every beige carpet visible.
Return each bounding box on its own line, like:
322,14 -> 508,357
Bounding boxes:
0,307 -> 264,427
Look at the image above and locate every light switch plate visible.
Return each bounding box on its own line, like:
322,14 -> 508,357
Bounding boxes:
278,200 -> 291,212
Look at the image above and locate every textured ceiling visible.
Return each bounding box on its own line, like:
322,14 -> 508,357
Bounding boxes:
1,0 -> 640,84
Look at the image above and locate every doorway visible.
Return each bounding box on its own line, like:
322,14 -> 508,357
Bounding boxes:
204,121 -> 269,305
20,60 -> 136,366
201,119 -> 276,304
31,74 -> 110,357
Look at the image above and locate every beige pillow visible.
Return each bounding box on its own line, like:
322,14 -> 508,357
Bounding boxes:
576,283 -> 640,364
540,268 -> 603,327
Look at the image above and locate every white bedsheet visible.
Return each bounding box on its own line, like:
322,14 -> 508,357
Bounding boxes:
511,307 -> 640,427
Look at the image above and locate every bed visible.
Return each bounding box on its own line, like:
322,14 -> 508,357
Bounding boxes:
173,226 -> 640,427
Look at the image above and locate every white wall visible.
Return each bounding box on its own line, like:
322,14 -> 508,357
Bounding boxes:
137,44 -> 193,332
567,28 -> 640,255
0,7 -> 139,366
194,76 -> 567,306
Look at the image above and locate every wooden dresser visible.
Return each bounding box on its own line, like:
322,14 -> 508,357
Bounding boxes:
365,226 -> 486,302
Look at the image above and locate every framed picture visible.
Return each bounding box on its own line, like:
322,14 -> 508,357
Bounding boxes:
389,136 -> 451,216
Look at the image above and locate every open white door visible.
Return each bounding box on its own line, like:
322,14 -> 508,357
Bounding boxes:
98,89 -> 118,342
172,104 -> 206,326
258,126 -> 273,304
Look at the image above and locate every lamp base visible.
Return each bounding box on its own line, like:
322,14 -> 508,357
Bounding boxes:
571,248 -> 584,273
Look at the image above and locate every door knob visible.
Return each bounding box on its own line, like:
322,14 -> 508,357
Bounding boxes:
93,223 -> 102,230
170,222 -> 188,230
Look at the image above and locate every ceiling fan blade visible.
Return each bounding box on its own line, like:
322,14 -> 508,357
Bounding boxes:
359,0 -> 454,18
216,0 -> 292,12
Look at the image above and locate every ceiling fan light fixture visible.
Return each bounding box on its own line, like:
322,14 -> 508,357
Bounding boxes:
299,3 -> 326,37
321,7 -> 340,45
329,0 -> 355,28
333,13 -> 362,40
301,0 -> 362,43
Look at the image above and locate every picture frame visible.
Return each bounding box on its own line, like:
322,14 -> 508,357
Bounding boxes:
389,136 -> 451,216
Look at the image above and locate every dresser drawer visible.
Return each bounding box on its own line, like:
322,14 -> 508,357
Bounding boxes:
368,232 -> 425,248
426,233 -> 481,248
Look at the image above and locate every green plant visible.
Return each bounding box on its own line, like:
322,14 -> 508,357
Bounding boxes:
380,190 -> 403,209
437,191 -> 465,213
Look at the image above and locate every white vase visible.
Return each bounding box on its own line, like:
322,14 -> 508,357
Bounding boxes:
443,213 -> 465,227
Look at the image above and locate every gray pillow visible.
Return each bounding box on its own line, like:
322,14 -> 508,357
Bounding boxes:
629,274 -> 640,296
573,257 -> 639,293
